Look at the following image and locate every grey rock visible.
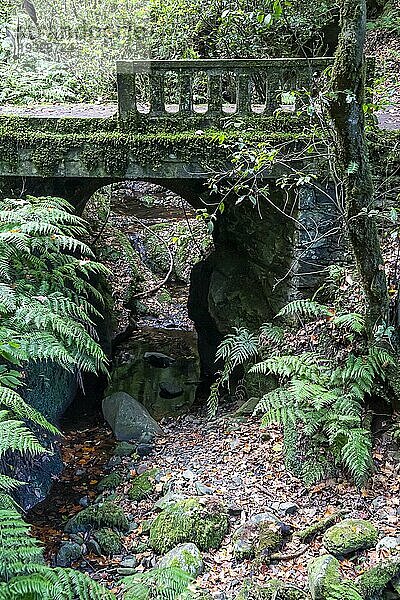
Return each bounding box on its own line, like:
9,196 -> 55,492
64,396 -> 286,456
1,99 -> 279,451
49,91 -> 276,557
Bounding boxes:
56,542 -> 83,567
308,554 -> 341,599
117,567 -> 138,575
278,502 -> 299,516
182,469 -> 196,480
108,456 -> 122,467
376,536 -> 400,552
120,557 -> 138,569
195,481 -> 213,495
154,491 -> 185,511
158,543 -> 204,577
102,392 -> 163,442
144,352 -> 175,368
79,496 -> 90,507
250,512 -> 279,525
86,539 -> 102,556
227,503 -> 242,516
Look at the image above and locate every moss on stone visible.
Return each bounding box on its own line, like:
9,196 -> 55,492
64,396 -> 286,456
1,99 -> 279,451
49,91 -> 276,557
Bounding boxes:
128,468 -> 160,502
93,528 -> 123,556
64,501 -> 129,534
236,579 -> 309,600
97,472 -> 123,492
322,519 -> 378,556
113,441 -> 138,457
356,556 -> 400,598
149,498 -> 228,554
307,554 -> 362,600
256,523 -> 283,560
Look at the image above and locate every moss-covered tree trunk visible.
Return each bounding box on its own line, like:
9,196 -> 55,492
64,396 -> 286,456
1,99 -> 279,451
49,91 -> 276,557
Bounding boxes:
329,0 -> 389,334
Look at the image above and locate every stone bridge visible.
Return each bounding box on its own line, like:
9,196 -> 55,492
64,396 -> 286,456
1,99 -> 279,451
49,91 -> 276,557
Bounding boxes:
0,57 -> 398,371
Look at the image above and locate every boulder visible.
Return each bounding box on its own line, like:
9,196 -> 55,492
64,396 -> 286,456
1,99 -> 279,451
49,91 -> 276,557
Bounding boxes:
93,528 -> 123,556
144,351 -> 175,368
128,468 -> 160,502
356,556 -> 400,598
233,514 -> 286,560
56,542 -> 83,567
376,536 -> 400,553
113,441 -> 138,457
65,501 -> 129,534
149,498 -> 228,554
154,491 -> 185,511
307,554 -> 362,600
158,543 -> 204,577
323,519 -> 378,556
102,392 -> 163,442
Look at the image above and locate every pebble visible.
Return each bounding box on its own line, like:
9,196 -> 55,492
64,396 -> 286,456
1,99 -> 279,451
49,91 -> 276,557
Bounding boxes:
228,503 -> 242,516
137,443 -> 154,457
78,496 -> 90,507
182,469 -> 196,480
120,557 -> 138,569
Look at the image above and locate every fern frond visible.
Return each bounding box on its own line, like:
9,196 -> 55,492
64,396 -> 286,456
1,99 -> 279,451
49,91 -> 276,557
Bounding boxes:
277,299 -> 331,319
0,414 -> 47,457
123,567 -> 194,600
332,312 -> 365,333
0,386 -> 59,434
340,428 -> 373,487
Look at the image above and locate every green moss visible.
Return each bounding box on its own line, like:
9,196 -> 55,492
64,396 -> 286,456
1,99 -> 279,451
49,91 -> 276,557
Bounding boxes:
255,523 -> 282,560
93,528 -> 123,556
65,501 -> 129,534
97,472 -> 123,492
149,498 -> 228,554
322,519 -> 378,556
357,556 -> 400,598
113,441 -> 138,457
128,468 -> 160,502
236,579 -> 309,600
307,555 -> 362,600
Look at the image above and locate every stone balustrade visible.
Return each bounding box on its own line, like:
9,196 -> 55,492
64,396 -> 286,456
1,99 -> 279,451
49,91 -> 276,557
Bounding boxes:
116,58 -> 334,121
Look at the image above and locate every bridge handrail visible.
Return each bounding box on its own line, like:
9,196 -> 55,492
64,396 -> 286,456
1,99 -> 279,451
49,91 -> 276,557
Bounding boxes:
116,57 -> 335,120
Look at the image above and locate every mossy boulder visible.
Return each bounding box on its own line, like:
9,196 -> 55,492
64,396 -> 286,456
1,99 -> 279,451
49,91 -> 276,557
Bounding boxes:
93,528 -> 123,556
65,501 -> 129,534
356,556 -> 400,598
236,579 -> 309,600
149,498 -> 228,554
307,554 -> 361,600
97,472 -> 123,492
158,543 -> 204,577
56,542 -> 83,567
323,519 -> 378,556
128,468 -> 160,502
232,515 -> 283,560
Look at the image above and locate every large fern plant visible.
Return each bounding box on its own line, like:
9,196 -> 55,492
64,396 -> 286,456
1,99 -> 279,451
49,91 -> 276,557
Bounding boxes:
0,196 -> 112,598
209,298 -> 394,487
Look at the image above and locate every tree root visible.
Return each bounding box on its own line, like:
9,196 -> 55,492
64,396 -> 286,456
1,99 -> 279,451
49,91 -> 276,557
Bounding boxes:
294,509 -> 349,542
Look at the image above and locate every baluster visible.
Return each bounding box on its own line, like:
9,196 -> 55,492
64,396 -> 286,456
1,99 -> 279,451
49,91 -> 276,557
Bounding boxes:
117,72 -> 138,120
149,72 -> 165,115
179,71 -> 193,115
236,72 -> 252,115
207,72 -> 223,115
265,71 -> 281,115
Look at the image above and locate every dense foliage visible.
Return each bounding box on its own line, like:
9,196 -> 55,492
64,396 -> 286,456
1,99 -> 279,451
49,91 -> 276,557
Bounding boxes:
0,196 -> 111,597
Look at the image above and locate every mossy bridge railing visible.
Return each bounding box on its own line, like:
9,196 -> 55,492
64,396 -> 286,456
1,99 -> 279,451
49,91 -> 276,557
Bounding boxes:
116,58 -> 332,120
0,56 -> 386,185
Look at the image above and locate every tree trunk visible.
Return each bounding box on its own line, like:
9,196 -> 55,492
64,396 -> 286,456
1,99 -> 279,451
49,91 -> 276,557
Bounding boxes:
329,0 -> 389,334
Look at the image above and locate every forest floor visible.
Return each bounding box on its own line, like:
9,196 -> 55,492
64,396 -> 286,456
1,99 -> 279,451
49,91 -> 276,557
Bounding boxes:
28,408 -> 400,598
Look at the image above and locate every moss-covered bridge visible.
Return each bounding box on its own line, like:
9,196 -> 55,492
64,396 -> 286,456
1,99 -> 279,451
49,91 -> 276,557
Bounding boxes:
0,58 -> 398,363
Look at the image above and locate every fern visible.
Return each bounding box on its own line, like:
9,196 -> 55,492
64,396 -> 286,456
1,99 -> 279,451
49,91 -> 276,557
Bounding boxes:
277,299 -> 331,319
332,312 -> 365,333
123,567 -> 194,600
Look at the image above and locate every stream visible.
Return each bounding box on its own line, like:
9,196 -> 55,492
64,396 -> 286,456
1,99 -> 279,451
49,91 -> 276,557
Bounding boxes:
27,181 -> 211,561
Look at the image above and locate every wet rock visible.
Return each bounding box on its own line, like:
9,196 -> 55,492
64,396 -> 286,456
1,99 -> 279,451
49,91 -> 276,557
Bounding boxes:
323,519 -> 378,556
65,501 -> 129,534
128,468 -> 160,502
107,456 -> 122,467
79,496 -> 90,507
144,352 -> 175,368
102,392 -> 163,442
158,542 -> 204,577
159,381 -> 184,399
274,501 -> 299,516
93,528 -> 123,556
227,503 -> 242,516
86,538 -> 102,556
149,497 -> 228,553
56,542 -> 83,567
